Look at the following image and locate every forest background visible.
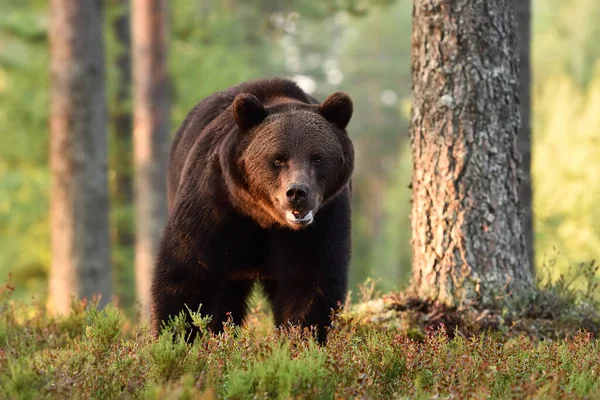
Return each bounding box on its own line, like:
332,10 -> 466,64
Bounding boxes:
1,0 -> 599,309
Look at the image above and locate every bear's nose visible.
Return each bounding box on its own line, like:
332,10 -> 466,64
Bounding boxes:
286,183 -> 309,204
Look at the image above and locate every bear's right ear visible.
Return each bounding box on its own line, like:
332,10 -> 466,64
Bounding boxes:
232,93 -> 268,131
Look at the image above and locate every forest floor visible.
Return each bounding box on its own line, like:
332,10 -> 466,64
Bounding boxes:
1,265 -> 600,399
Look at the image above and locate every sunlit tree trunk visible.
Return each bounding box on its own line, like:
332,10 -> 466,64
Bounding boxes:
49,0 -> 112,314
410,0 -> 533,307
515,0 -> 534,270
132,0 -> 169,321
111,0 -> 134,248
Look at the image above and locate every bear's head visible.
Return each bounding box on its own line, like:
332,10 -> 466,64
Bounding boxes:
228,91 -> 354,230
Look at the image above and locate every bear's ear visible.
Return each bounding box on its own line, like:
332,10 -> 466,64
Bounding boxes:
319,91 -> 353,130
232,93 -> 268,131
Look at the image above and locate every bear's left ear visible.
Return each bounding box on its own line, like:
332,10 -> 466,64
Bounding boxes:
232,93 -> 268,131
319,91 -> 353,130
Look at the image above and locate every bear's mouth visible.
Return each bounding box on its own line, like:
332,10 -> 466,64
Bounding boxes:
285,210 -> 314,227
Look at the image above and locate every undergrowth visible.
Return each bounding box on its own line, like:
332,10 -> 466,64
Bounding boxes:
1,264 -> 599,399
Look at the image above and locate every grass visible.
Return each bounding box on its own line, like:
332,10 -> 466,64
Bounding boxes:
1,264 -> 600,399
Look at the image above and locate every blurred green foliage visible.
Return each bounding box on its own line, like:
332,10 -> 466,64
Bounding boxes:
0,0 -> 50,300
531,0 -> 600,276
0,0 -> 598,307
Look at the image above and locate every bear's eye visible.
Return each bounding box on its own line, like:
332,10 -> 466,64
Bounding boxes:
312,156 -> 323,166
273,158 -> 285,167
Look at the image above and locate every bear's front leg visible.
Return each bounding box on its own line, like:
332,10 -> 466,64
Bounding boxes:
265,276 -> 347,344
266,191 -> 351,344
150,223 -> 226,341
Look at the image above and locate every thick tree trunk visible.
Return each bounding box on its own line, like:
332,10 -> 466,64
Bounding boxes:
112,0 -> 134,247
132,0 -> 170,321
410,0 -> 533,307
515,0 -> 534,270
49,0 -> 112,314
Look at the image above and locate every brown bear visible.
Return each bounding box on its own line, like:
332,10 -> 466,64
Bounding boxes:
150,77 -> 354,344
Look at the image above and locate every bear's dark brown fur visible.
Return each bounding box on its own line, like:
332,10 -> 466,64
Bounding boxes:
151,77 -> 354,344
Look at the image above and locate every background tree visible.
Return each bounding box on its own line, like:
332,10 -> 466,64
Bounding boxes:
106,0 -> 136,306
131,0 -> 169,320
110,0 -> 134,249
516,0 -> 534,270
410,0 -> 534,307
48,0 -> 112,313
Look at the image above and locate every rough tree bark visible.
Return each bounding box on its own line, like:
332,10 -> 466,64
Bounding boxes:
515,0 -> 534,270
49,0 -> 112,314
410,0 -> 534,307
112,0 -> 134,247
132,0 -> 170,320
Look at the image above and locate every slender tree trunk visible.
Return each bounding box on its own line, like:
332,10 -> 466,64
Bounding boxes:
515,0 -> 534,270
132,0 -> 169,321
49,0 -> 112,314
112,0 -> 134,247
410,0 -> 533,307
